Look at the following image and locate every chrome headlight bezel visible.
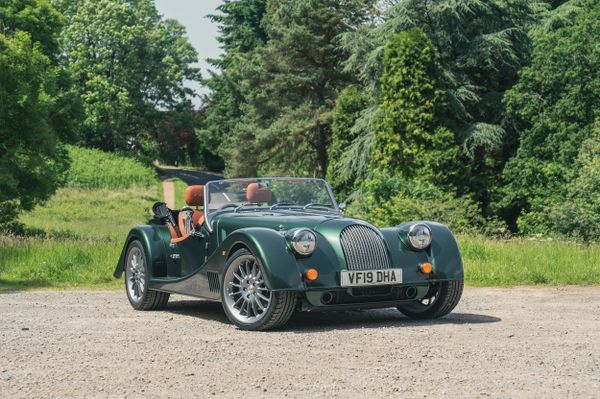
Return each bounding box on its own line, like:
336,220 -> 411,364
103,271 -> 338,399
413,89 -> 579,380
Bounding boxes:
289,228 -> 317,256
407,223 -> 432,250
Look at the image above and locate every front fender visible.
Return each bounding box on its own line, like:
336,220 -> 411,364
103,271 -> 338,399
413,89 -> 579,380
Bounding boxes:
382,221 -> 463,281
113,225 -> 169,279
221,228 -> 305,291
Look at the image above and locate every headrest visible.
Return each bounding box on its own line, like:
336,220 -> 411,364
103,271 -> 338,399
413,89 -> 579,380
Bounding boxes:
246,183 -> 272,203
184,185 -> 204,207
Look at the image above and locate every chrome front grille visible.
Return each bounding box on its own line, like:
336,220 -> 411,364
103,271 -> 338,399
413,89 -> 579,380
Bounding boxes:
340,225 -> 391,271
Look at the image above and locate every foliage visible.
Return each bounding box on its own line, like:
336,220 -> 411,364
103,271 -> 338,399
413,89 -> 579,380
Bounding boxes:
371,29 -> 464,189
500,0 -> 600,234
197,0 -> 268,172
341,0 -> 546,208
54,0 -> 200,158
0,2 -> 70,228
348,175 -> 505,235
64,146 -> 157,190
326,86 -> 370,199
217,0 -> 374,177
527,126 -> 600,241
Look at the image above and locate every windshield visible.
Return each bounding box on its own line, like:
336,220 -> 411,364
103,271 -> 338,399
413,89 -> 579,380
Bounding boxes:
205,177 -> 338,224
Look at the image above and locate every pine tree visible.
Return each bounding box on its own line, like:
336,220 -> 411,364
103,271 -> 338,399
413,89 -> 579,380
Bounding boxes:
229,0 -> 372,177
199,0 -> 268,171
371,28 -> 463,188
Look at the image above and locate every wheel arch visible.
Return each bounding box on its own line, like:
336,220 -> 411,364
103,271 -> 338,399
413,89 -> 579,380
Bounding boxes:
114,225 -> 169,279
219,228 -> 305,291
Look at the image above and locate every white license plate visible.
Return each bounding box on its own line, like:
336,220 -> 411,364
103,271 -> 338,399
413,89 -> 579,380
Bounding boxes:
340,269 -> 402,287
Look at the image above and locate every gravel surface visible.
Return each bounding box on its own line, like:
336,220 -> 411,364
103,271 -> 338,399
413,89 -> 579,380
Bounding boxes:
1,287 -> 599,398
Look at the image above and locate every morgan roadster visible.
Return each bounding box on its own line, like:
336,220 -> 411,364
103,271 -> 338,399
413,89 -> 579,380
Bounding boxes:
114,177 -> 463,330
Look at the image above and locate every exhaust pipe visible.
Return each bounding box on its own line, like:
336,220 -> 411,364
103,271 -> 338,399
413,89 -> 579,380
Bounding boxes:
321,291 -> 335,305
405,286 -> 417,299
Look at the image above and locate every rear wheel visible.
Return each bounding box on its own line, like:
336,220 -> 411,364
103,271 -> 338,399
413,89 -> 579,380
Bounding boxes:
397,280 -> 463,319
125,240 -> 170,310
221,249 -> 296,331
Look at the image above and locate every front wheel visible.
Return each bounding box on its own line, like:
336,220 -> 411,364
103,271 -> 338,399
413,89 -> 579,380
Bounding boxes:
397,280 -> 463,319
124,240 -> 170,310
221,249 -> 296,331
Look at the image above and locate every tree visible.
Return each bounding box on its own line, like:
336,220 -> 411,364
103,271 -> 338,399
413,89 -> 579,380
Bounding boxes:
55,0 -> 200,157
326,86 -> 369,199
499,0 -> 600,234
371,29 -> 463,189
0,0 -> 63,56
225,0 -> 373,177
543,125 -> 600,240
341,0 -> 546,208
0,1 -> 69,226
198,0 -> 268,172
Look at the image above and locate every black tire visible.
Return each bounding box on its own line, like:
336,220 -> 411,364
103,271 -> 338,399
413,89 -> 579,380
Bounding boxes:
221,249 -> 296,331
397,280 -> 463,319
124,240 -> 170,311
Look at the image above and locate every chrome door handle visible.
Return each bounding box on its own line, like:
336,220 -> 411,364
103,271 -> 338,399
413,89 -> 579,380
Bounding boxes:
170,254 -> 180,260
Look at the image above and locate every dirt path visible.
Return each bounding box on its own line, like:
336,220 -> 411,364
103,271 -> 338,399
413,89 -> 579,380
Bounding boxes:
1,287 -> 599,398
161,179 -> 175,208
160,167 -> 222,186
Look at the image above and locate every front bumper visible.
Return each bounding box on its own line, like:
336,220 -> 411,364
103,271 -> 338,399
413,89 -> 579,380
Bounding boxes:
301,284 -> 431,311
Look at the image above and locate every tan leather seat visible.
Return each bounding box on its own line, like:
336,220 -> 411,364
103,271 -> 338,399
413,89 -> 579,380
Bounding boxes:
170,185 -> 205,243
246,183 -> 272,203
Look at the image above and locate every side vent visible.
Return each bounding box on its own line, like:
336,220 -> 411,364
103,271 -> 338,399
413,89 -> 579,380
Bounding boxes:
207,272 -> 221,293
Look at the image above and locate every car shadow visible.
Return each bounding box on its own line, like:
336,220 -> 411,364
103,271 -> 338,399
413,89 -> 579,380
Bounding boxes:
284,310 -> 501,333
165,299 -> 230,323
164,299 -> 500,332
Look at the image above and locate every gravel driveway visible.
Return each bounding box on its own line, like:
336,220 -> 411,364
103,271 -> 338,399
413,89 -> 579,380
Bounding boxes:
1,287 -> 599,398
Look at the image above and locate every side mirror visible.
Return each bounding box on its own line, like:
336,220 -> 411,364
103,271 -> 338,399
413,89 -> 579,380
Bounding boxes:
339,201 -> 347,214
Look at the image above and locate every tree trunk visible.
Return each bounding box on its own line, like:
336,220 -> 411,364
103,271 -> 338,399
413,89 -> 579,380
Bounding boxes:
314,123 -> 328,178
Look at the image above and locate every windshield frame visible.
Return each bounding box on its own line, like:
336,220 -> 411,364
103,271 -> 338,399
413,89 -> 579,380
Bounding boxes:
203,177 -> 339,232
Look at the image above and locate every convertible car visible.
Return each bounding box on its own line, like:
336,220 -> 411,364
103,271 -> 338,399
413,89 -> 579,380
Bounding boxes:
114,177 -> 463,330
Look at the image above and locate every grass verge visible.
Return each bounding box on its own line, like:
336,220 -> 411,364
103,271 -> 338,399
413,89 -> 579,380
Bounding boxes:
171,176 -> 189,209
460,236 -> 600,286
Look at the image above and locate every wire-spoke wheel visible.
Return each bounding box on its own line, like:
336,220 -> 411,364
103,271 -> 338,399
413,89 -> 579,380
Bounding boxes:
124,240 -> 170,311
397,280 -> 463,319
221,249 -> 296,330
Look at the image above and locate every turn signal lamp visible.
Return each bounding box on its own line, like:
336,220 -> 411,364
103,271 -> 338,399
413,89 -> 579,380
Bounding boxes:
305,268 -> 319,281
419,262 -> 433,274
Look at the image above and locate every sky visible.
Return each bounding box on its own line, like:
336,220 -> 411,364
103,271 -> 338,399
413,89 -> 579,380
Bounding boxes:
154,0 -> 224,105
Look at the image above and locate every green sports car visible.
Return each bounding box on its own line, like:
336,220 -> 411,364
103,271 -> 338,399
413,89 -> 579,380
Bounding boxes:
114,177 -> 463,330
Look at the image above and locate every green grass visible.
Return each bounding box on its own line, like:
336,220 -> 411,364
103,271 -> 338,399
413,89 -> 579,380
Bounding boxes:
0,236 -> 122,290
19,187 -> 156,241
460,236 -> 600,286
0,147 -> 159,291
171,176 -> 189,209
65,146 -> 156,189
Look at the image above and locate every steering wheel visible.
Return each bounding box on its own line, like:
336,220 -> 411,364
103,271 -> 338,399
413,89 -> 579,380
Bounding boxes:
219,203 -> 239,210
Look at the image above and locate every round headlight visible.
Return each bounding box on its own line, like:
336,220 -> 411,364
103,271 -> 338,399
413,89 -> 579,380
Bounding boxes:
291,229 -> 317,256
408,223 -> 432,250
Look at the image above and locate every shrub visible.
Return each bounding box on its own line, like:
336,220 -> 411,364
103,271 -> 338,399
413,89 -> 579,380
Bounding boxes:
520,126 -> 600,241
348,175 -> 506,235
65,146 -> 156,190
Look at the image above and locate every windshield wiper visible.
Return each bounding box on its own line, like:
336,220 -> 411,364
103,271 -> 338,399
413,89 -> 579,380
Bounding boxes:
303,203 -> 338,212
